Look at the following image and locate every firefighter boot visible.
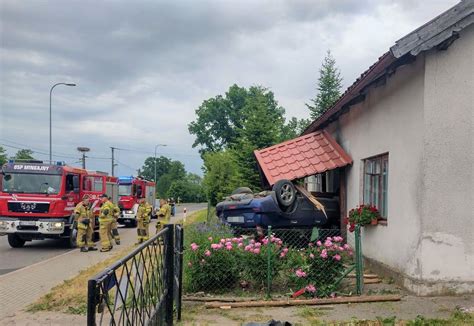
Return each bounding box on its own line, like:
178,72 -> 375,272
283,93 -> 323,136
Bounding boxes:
80,247 -> 88,252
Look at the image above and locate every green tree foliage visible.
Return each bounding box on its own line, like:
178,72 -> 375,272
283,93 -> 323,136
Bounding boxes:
202,151 -> 241,205
190,84 -> 307,200
188,84 -> 248,154
12,149 -> 35,161
168,174 -> 205,203
0,146 -> 8,166
306,50 -> 343,120
139,156 -> 172,182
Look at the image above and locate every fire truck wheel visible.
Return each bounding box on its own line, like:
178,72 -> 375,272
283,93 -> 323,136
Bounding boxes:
67,228 -> 78,249
8,234 -> 26,248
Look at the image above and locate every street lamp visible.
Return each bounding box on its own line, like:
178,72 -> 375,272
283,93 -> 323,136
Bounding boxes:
154,144 -> 167,182
50,83 -> 76,162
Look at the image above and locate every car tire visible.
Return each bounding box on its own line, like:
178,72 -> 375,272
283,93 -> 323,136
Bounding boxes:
231,187 -> 253,195
273,179 -> 296,209
8,234 -> 26,248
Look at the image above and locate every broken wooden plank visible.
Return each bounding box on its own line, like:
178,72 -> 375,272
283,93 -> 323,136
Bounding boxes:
295,185 -> 327,217
205,294 -> 402,309
183,296 -> 260,302
348,273 -> 379,279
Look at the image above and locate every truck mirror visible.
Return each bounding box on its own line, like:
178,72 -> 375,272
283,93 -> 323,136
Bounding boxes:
137,187 -> 143,198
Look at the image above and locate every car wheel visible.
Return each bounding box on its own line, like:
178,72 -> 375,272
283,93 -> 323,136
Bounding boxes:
8,234 -> 26,248
273,179 -> 296,209
231,187 -> 253,195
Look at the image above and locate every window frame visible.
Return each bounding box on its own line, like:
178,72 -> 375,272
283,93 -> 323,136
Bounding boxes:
362,153 -> 389,219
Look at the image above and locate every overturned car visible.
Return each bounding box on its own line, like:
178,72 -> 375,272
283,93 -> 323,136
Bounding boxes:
216,179 -> 339,230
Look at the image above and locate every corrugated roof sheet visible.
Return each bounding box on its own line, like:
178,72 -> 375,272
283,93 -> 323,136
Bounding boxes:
254,130 -> 352,185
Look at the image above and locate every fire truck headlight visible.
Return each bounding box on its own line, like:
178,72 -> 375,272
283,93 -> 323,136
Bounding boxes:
0,221 -> 8,230
47,221 -> 64,231
125,210 -> 134,214
54,222 -> 63,228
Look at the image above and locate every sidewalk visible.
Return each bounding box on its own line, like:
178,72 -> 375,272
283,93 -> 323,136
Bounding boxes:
0,205 -> 204,321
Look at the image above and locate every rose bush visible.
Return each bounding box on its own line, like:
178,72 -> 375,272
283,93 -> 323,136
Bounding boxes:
184,225 -> 354,298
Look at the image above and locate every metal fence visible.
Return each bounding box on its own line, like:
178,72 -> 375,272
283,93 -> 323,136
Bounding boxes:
183,223 -> 363,299
87,224 -> 183,326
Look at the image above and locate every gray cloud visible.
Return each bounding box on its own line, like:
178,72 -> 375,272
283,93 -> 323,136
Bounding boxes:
0,0 -> 459,175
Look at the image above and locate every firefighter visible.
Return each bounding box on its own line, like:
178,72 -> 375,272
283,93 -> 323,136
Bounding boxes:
156,198 -> 172,232
74,194 -> 97,252
98,194 -> 115,252
136,197 -> 152,244
108,196 -> 121,245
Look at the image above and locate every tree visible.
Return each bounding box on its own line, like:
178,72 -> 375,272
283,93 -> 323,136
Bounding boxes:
12,149 -> 35,161
138,156 -> 172,182
0,146 -> 7,166
188,84 -> 248,154
281,117 -> 312,140
202,151 -> 242,205
306,50 -> 343,120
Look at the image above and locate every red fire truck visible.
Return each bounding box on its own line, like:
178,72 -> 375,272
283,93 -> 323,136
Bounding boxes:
0,161 -> 118,248
117,176 -> 156,227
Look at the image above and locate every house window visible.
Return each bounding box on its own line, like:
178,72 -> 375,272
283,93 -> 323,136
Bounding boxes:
363,154 -> 388,218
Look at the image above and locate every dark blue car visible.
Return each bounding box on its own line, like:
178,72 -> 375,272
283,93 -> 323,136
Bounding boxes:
216,180 -> 339,230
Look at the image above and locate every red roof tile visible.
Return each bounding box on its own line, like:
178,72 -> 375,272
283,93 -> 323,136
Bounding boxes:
254,130 -> 352,185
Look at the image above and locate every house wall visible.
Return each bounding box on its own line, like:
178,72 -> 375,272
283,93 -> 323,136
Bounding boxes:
413,25 -> 474,295
325,54 -> 426,287
325,25 -> 473,295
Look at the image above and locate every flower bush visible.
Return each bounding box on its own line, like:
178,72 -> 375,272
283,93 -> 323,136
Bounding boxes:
344,204 -> 380,232
183,224 -> 354,298
282,236 -> 353,297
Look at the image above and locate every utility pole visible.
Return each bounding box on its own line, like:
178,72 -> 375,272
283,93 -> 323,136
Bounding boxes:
77,147 -> 90,169
111,147 -> 116,176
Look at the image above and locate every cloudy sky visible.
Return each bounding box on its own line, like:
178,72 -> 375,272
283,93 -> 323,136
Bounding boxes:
0,0 -> 458,176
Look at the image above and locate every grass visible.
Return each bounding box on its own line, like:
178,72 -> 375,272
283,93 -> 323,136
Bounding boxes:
182,207 -> 214,226
27,245 -> 135,315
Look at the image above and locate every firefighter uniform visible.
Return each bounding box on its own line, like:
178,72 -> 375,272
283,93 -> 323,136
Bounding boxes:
156,202 -> 172,232
136,201 -> 152,244
99,199 -> 115,252
74,201 -> 96,251
110,201 -> 121,245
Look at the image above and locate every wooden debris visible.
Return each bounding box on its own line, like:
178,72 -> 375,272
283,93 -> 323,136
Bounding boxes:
183,296 -> 260,302
295,185 -> 326,216
348,273 -> 379,279
205,294 -> 402,309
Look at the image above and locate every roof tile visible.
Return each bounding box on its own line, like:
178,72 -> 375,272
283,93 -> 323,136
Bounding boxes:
254,130 -> 353,185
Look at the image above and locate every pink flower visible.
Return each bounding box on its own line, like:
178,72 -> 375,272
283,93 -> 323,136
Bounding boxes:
253,248 -> 261,254
190,243 -> 199,251
255,242 -> 261,248
220,239 -> 226,244
225,242 -> 232,247
188,262 -> 192,267
326,237 -> 333,241
250,239 -> 255,244
232,238 -> 239,243
276,240 -> 283,246
316,241 -> 322,246
208,237 -> 213,241
324,240 -> 333,247
308,242 -> 314,247
334,254 -> 341,261
225,238 -> 231,242
334,236 -> 343,242
211,243 -> 219,250
280,252 -> 286,258
338,246 -> 345,252
305,284 -> 316,293
343,244 -> 350,250
262,238 -> 269,245
217,243 -> 224,249
225,245 -> 233,250
295,269 -> 307,278
282,248 -> 289,253
244,245 -> 252,251
237,243 -> 244,248
205,250 -> 211,257
320,249 -> 328,259
309,253 -> 315,259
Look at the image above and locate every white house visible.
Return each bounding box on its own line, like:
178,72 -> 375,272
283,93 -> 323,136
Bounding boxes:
256,1 -> 473,295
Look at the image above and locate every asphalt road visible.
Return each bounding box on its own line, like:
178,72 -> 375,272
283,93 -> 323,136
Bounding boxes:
0,203 -> 206,276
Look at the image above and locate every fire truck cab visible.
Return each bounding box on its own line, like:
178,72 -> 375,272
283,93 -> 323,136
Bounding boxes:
118,176 -> 156,227
0,161 -> 118,248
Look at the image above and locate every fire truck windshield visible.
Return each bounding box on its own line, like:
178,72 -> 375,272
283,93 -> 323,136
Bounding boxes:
2,173 -> 62,194
119,184 -> 132,196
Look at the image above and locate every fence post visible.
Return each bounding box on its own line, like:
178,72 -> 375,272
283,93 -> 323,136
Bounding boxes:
87,279 -> 97,326
266,226 -> 272,299
355,225 -> 364,295
165,224 -> 175,326
176,225 -> 184,321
